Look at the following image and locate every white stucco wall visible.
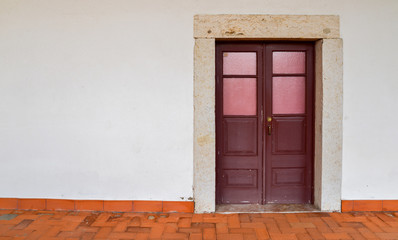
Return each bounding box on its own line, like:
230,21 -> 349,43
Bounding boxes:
0,0 -> 397,201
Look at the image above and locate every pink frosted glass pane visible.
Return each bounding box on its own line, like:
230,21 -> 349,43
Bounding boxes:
223,52 -> 256,75
223,78 -> 256,115
272,77 -> 305,114
273,52 -> 305,74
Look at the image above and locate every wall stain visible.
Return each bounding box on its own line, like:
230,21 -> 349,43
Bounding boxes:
197,135 -> 212,146
323,28 -> 331,34
225,30 -> 244,36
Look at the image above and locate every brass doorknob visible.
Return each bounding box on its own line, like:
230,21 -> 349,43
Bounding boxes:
267,117 -> 272,135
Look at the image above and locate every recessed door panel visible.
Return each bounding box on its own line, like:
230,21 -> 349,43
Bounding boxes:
223,118 -> 257,156
272,168 -> 305,185
216,42 -> 314,205
272,117 -> 306,154
225,170 -> 258,188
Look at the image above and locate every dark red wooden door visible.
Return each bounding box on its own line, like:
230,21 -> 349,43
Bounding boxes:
216,42 -> 314,204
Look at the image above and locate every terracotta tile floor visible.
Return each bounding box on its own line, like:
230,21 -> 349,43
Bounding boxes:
1,210 -> 398,239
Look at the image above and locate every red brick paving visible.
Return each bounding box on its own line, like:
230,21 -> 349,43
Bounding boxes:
1,210 -> 398,239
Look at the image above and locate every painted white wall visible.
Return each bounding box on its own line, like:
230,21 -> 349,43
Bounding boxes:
0,0 -> 397,201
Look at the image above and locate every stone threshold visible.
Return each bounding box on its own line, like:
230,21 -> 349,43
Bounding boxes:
216,204 -> 321,213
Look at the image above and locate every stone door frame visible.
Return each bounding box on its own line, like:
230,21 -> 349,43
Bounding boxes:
193,15 -> 343,213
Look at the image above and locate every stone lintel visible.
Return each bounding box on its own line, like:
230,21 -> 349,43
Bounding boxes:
194,14 -> 340,39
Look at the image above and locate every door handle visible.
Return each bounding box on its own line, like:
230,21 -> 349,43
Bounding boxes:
267,117 -> 272,135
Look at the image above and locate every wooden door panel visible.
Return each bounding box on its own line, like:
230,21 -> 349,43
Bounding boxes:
269,186 -> 308,203
224,170 -> 258,188
272,168 -> 305,185
272,117 -> 306,154
271,157 -> 306,168
222,156 -> 260,169
223,118 -> 257,156
221,187 -> 262,204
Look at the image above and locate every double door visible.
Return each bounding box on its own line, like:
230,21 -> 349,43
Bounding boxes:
216,42 -> 314,204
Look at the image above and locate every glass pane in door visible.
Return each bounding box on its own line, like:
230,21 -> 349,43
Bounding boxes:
223,52 -> 256,75
223,78 -> 257,115
272,77 -> 305,114
273,51 -> 305,74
